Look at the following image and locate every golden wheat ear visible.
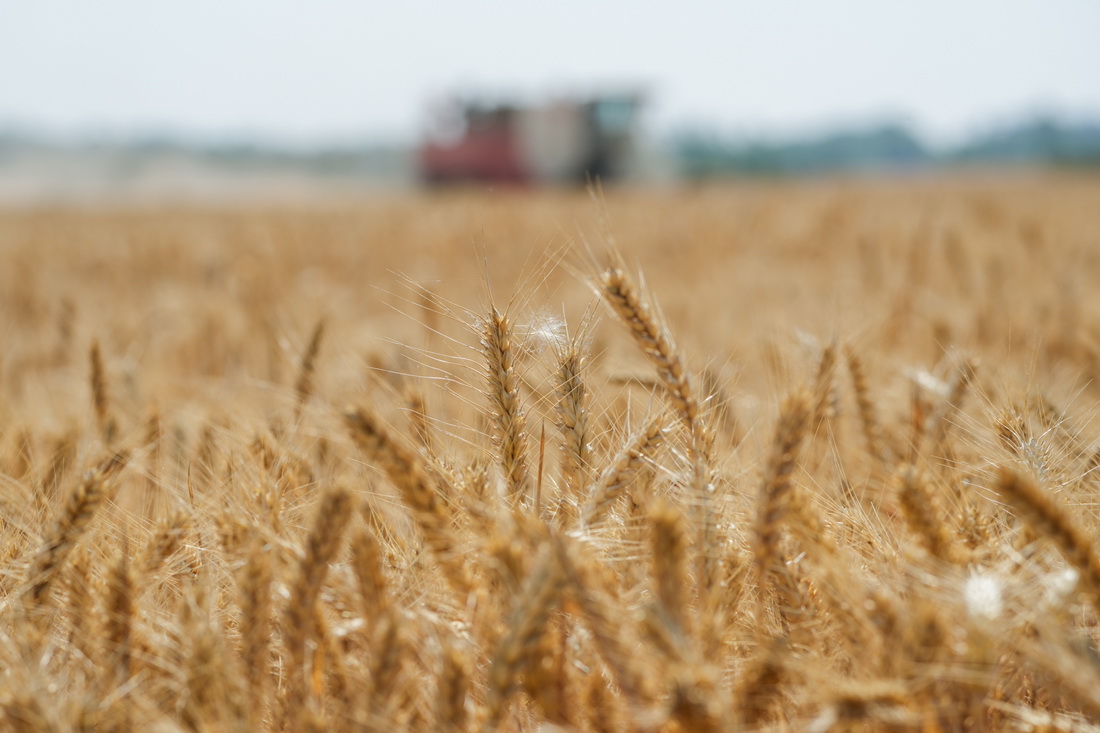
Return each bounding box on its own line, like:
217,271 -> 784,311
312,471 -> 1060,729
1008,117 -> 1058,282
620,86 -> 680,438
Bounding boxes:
89,340 -> 119,445
554,341 -> 592,514
596,263 -> 720,602
344,405 -> 473,596
845,345 -> 889,467
648,498 -> 690,637
239,536 -> 273,730
105,535 -> 134,681
993,467 -> 1100,608
581,412 -> 666,529
27,452 -> 128,607
597,266 -> 699,430
436,636 -> 472,733
293,317 -> 325,419
480,305 -> 533,509
810,340 -> 839,430
897,465 -> 964,564
755,390 -> 811,589
485,541 -> 565,725
282,486 -> 352,726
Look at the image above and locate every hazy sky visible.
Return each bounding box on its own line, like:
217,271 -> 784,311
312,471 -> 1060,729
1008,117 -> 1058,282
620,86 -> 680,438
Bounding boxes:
2,1 -> 1098,144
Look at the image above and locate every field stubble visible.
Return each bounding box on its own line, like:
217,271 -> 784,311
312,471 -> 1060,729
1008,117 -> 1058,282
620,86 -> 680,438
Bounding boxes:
1,176 -> 1100,730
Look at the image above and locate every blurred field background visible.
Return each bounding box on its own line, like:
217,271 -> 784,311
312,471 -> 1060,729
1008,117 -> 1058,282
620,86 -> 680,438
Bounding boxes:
5,176 -> 1100,417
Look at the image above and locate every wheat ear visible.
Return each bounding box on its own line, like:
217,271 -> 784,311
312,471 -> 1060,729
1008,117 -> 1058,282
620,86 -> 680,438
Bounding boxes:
105,537 -> 134,681
650,499 -> 691,637
598,267 -> 699,428
557,536 -> 651,705
556,343 -> 592,507
581,413 -> 667,528
293,318 -> 325,418
994,467 -> 1100,607
845,345 -> 887,465
89,341 -> 118,445
28,453 -> 127,606
755,391 -> 811,587
283,486 -> 353,725
481,306 -> 532,507
486,541 -> 565,726
437,637 -> 472,733
598,266 -> 716,595
240,536 -> 273,729
810,341 -> 839,428
350,526 -> 390,627
898,465 -> 962,564
345,406 -> 472,594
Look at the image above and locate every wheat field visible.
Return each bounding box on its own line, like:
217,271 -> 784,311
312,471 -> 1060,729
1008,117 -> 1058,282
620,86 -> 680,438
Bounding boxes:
2,175 -> 1100,731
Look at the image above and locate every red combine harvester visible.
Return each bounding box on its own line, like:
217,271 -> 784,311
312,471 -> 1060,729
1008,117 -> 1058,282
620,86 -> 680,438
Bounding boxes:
419,94 -> 642,186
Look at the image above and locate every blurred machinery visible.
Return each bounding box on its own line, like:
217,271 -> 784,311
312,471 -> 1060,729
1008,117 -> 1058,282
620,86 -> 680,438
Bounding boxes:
419,93 -> 643,185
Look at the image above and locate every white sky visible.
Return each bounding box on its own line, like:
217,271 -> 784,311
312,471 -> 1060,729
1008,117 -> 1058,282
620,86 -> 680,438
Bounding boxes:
1,1 -> 1098,144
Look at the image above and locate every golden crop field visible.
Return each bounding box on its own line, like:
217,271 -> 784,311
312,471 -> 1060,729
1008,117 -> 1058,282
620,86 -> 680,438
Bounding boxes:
2,174 -> 1100,731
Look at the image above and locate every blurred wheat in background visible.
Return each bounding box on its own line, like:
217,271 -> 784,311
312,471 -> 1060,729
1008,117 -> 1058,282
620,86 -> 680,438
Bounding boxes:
1,177 -> 1099,730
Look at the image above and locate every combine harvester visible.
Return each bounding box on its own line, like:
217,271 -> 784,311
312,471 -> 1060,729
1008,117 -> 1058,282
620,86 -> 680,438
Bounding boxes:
418,93 -> 643,186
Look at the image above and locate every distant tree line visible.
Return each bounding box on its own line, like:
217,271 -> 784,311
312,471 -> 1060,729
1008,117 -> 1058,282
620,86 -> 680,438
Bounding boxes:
675,116 -> 1100,177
